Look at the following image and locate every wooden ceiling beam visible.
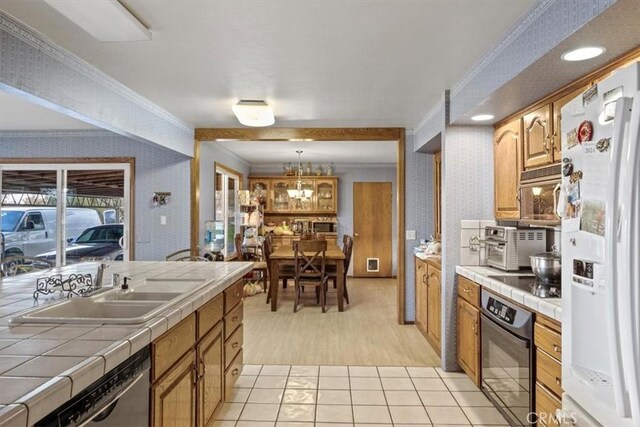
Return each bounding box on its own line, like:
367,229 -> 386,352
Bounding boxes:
195,127 -> 403,142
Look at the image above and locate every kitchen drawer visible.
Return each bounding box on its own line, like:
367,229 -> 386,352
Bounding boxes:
535,322 -> 562,361
458,276 -> 480,307
152,313 -> 196,381
225,324 -> 243,369
225,349 -> 243,400
225,302 -> 243,340
536,382 -> 562,426
224,280 -> 244,314
536,348 -> 562,397
197,294 -> 224,340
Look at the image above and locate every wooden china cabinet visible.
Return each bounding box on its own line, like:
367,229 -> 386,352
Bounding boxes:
248,176 -> 338,214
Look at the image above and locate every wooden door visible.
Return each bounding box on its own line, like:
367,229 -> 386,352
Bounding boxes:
426,265 -> 441,353
152,350 -> 197,426
198,323 -> 224,427
494,118 -> 522,219
457,298 -> 480,386
553,86 -> 586,163
353,182 -> 392,277
523,104 -> 553,169
433,151 -> 442,239
415,259 -> 427,335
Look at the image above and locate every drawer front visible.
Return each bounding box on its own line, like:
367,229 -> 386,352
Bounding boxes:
457,276 -> 480,307
224,280 -> 244,314
535,322 -> 562,361
225,324 -> 243,369
225,349 -> 243,400
224,302 -> 244,340
536,349 -> 562,397
197,294 -> 224,340
536,382 -> 562,427
152,314 -> 196,381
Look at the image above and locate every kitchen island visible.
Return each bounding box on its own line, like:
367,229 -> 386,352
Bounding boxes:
0,260 -> 253,426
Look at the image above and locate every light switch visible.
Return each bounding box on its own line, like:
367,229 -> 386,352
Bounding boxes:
160,215 -> 167,225
406,230 -> 416,240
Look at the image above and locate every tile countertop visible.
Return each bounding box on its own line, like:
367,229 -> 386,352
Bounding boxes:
455,265 -> 562,322
0,260 -> 253,427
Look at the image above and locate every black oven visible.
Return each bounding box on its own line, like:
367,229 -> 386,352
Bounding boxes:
480,290 -> 534,426
312,220 -> 337,234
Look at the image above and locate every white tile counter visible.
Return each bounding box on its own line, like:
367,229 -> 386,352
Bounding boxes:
456,265 -> 562,322
0,261 -> 253,426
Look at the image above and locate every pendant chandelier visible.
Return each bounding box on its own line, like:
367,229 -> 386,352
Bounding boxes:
287,150 -> 314,199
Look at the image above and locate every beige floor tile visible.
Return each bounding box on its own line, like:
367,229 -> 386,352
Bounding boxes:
236,422 -> 274,427
355,424 -> 392,427
227,388 -> 252,403
275,423 -> 312,427
282,389 -> 316,405
461,406 -> 508,425
351,390 -> 386,405
240,403 -> 280,421
353,405 -> 392,424
413,377 -> 448,391
236,375 -> 258,388
216,403 -> 244,421
349,366 -> 379,377
418,390 -> 458,406
318,376 -> 350,390
248,388 -> 284,404
393,424 -> 431,427
242,364 -> 263,376
317,389 -> 351,405
436,367 -> 469,378
381,377 -> 414,391
316,404 -> 353,423
320,365 -> 349,377
289,365 -> 319,377
406,367 -> 439,378
260,365 -> 291,376
377,366 -> 409,378
443,378 -> 480,392
384,390 -> 422,406
315,424 -> 353,427
277,404 -> 315,422
286,376 -> 317,389
426,406 -> 470,425
388,406 -> 431,424
350,377 -> 382,390
212,420 -> 237,427
254,375 -> 288,389
451,391 -> 493,407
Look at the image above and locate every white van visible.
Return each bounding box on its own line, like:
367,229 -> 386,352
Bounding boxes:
1,207 -> 102,257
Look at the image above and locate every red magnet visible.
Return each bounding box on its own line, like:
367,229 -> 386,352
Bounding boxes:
578,120 -> 593,144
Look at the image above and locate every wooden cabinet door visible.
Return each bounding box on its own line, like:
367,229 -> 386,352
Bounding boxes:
198,323 -> 224,427
289,179 -> 315,212
552,87 -> 586,163
494,119 -> 522,219
248,179 -> 271,211
271,180 -> 292,213
523,105 -> 553,169
316,179 -> 337,213
426,266 -> 441,353
152,350 -> 196,427
415,259 -> 427,335
457,298 -> 480,386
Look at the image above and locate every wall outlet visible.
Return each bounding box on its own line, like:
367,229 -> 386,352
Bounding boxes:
406,230 -> 416,240
160,215 -> 167,225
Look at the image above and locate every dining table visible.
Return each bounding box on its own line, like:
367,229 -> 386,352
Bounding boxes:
268,242 -> 346,312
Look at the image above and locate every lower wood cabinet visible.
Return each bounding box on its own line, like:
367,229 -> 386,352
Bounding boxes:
152,349 -> 197,426
534,315 -> 563,426
414,257 -> 441,355
415,258 -> 427,333
456,276 -> 481,386
198,323 -> 224,427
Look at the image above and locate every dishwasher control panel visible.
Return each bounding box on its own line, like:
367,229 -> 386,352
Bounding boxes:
486,297 -> 517,324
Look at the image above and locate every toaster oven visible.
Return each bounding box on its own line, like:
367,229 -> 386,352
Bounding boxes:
312,220 -> 337,234
483,226 -> 546,271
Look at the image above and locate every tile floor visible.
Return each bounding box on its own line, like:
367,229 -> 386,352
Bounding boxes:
215,364 -> 509,426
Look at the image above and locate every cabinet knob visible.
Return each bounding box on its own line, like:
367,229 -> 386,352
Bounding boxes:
232,342 -> 240,349
463,288 -> 470,293
553,344 -> 561,353
232,368 -> 240,376
232,316 -> 239,322
555,377 -> 562,386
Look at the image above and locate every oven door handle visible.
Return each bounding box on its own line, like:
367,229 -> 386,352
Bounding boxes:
478,240 -> 504,246
481,312 -> 530,347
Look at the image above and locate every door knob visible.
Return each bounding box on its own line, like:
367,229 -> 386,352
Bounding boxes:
354,233 -> 359,238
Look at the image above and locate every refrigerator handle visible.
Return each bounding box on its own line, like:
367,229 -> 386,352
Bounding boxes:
605,96 -> 633,418
618,93 -> 640,422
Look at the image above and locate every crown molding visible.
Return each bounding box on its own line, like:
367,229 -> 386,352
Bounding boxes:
249,162 -> 397,170
0,129 -> 116,138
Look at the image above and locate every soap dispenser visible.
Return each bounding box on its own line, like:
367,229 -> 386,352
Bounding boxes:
119,277 -> 133,295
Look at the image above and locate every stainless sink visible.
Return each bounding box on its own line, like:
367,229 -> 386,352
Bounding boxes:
95,292 -> 182,302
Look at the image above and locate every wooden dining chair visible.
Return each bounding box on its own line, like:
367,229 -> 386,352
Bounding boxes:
262,233 -> 295,304
329,234 -> 353,304
293,239 -> 329,313
235,234 -> 268,292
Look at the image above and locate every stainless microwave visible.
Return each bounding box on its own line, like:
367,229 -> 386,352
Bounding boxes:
312,220 -> 337,234
519,179 -> 561,225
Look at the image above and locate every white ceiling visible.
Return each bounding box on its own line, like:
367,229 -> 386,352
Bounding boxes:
0,90 -> 95,130
0,0 -> 536,129
216,140 -> 397,164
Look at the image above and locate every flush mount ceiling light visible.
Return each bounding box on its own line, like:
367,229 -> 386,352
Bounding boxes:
561,47 -> 605,62
232,100 -> 275,127
471,114 -> 494,121
43,0 -> 151,42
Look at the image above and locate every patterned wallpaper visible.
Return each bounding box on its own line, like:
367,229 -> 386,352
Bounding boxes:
0,11 -> 194,156
0,130 -> 192,261
440,125 -> 494,369
414,95 -> 446,153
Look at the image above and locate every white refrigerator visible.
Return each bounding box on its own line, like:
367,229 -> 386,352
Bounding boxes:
560,61 -> 640,426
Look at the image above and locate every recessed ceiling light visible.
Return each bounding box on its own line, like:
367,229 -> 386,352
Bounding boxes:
232,100 -> 275,127
471,114 -> 494,121
561,47 -> 605,62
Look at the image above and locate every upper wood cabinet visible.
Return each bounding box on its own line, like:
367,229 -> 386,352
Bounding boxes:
523,104 -> 553,169
553,86 -> 587,161
494,118 -> 522,220
433,151 -> 442,240
270,179 -> 293,213
247,179 -> 271,211
316,179 -> 338,213
249,176 -> 338,214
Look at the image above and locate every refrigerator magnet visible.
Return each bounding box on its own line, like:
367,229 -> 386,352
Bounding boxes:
596,138 -> 611,152
564,182 -> 581,220
570,170 -> 583,184
581,199 -> 606,237
562,158 -> 574,176
567,128 -> 579,149
578,121 -> 593,143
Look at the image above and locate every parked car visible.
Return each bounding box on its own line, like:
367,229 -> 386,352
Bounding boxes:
1,207 -> 102,258
36,224 -> 124,263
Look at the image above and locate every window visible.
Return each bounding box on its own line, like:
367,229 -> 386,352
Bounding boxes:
215,165 -> 241,259
23,213 -> 45,231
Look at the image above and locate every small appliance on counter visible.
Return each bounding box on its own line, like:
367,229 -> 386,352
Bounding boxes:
312,218 -> 337,234
482,226 -> 546,271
